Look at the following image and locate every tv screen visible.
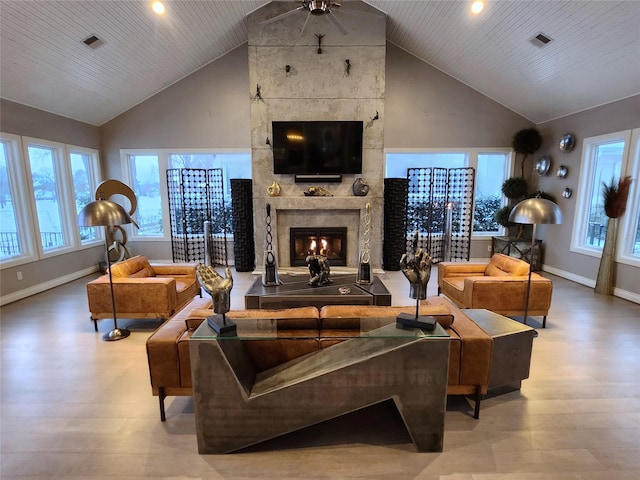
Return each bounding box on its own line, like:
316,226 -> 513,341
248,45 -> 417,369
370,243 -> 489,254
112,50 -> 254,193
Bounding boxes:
272,121 -> 363,175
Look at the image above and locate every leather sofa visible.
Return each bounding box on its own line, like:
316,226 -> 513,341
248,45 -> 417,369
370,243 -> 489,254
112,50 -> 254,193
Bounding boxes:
146,296 -> 496,421
437,253 -> 553,327
86,255 -> 200,330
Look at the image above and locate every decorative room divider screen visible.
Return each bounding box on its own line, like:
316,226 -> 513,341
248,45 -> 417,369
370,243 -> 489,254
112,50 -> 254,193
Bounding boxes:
166,168 -> 228,265
406,167 -> 475,263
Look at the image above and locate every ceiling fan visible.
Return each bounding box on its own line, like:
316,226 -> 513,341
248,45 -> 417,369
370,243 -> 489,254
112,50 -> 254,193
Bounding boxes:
261,1 -> 348,36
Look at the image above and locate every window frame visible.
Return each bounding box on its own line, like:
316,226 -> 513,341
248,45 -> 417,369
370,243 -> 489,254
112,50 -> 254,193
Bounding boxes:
0,134 -> 103,270
0,133 -> 38,268
121,148 -> 252,241
570,130 -> 632,259
22,136 -> 78,258
384,147 -> 514,238
616,128 -> 640,267
67,145 -> 103,249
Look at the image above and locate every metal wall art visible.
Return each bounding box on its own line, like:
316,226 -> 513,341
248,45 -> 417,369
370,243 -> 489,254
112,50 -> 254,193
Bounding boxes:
535,156 -> 551,176
556,165 -> 569,178
559,133 -> 576,152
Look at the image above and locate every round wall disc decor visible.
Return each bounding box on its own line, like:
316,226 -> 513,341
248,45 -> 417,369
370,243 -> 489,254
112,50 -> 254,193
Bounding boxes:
535,156 -> 551,176
557,165 -> 568,178
559,133 -> 576,152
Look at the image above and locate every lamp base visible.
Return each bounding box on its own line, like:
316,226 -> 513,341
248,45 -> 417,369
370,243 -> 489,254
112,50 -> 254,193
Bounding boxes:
103,328 -> 131,341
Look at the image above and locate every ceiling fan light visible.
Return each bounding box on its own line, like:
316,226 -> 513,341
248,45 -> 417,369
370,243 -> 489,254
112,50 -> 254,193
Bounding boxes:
308,1 -> 328,15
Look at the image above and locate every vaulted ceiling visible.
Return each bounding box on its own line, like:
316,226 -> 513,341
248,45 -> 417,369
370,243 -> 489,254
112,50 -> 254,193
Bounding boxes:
1,0 -> 638,126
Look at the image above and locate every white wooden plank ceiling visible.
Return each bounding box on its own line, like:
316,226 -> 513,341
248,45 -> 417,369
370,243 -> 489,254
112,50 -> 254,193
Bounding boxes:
1,0 -> 638,126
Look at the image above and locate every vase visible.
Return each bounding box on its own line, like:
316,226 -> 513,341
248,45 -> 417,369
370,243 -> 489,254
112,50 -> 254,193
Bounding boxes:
352,178 -> 369,196
594,217 -> 617,295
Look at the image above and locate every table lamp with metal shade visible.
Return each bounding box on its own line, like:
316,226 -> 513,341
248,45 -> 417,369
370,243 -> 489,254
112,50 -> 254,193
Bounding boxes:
77,199 -> 133,341
509,197 -> 562,326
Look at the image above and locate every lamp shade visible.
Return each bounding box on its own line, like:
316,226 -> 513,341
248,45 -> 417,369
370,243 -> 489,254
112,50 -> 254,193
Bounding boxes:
77,199 -> 132,227
509,198 -> 563,225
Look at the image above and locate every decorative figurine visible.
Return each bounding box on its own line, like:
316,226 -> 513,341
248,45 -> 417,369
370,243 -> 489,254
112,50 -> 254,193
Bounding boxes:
352,178 -> 370,196
196,264 -> 236,335
267,181 -> 281,197
397,231 -> 439,331
306,253 -> 331,287
262,203 -> 281,286
304,186 -> 333,196
356,202 -> 372,284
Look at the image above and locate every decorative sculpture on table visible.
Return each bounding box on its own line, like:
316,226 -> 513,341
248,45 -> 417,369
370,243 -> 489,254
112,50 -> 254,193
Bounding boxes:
352,178 -> 369,196
262,203 -> 281,286
306,253 -> 331,287
397,231 -> 437,330
304,186 -> 333,196
356,202 -> 372,284
196,264 -> 236,336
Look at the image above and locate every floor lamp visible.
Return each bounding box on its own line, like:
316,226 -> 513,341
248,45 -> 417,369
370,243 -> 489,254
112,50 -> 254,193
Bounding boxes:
78,199 -> 133,341
509,197 -> 562,326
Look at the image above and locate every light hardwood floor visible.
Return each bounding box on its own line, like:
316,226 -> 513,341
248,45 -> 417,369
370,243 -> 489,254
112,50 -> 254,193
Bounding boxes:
1,268 -> 639,479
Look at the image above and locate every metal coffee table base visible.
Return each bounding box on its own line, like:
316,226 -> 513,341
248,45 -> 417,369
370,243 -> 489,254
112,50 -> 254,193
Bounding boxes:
190,325 -> 450,453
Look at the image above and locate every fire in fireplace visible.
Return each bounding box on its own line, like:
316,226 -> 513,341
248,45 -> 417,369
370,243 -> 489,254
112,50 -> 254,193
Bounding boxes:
290,227 -> 347,267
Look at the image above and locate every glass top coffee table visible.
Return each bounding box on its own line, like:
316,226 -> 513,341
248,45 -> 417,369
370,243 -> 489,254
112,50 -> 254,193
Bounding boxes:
190,316 -> 450,453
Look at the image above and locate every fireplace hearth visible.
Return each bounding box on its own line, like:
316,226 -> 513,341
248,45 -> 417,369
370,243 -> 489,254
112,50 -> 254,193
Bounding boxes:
290,228 -> 347,267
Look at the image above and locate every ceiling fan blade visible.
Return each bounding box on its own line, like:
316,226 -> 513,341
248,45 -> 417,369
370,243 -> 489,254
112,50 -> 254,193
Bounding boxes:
327,10 -> 348,36
299,11 -> 312,37
261,6 -> 305,25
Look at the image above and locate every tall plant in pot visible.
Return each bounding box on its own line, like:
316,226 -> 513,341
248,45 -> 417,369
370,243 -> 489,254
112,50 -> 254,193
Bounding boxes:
512,127 -> 543,178
594,176 -> 632,295
495,127 -> 543,237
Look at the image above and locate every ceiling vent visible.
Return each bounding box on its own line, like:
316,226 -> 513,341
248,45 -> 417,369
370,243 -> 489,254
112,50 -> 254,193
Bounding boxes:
82,35 -> 103,48
531,33 -> 553,47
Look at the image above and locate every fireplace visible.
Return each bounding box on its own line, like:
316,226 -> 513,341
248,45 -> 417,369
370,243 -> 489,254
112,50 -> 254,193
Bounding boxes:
290,228 -> 347,267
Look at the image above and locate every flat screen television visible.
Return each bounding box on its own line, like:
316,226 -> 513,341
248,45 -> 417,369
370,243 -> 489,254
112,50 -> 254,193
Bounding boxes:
272,121 -> 363,175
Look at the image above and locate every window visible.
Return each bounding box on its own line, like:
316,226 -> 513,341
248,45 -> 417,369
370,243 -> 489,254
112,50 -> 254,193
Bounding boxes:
0,133 -> 102,268
128,154 -> 163,237
617,128 -> 640,267
571,128 -> 640,267
69,146 -> 101,245
385,149 -> 512,236
0,133 -> 36,266
122,149 -> 252,240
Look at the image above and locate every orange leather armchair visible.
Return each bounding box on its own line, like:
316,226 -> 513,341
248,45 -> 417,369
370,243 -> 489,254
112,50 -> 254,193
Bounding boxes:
86,255 -> 200,330
438,253 -> 553,326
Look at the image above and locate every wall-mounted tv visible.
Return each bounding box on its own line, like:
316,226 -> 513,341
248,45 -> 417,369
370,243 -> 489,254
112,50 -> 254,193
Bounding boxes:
272,121 -> 363,175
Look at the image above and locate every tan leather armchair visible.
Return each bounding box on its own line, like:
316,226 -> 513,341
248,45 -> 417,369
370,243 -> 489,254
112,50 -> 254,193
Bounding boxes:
86,255 -> 199,330
438,253 -> 553,327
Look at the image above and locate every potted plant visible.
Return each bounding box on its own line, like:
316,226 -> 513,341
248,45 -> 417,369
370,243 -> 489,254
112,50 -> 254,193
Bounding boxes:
494,128 -> 544,237
512,127 -> 542,178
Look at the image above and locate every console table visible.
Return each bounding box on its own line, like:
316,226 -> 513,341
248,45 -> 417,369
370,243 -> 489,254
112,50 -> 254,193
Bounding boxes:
244,274 -> 392,309
189,318 -> 450,453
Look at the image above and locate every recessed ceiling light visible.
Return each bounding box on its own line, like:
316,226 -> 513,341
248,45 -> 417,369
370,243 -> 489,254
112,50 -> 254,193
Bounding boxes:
152,1 -> 165,15
471,1 -> 484,15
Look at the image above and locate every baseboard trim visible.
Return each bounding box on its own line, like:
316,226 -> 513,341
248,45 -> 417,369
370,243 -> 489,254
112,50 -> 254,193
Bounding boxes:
542,264 -> 640,304
0,265 -> 99,307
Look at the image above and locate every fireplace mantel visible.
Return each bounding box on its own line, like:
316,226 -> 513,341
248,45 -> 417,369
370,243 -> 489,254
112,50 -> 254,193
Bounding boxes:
254,195 -> 382,271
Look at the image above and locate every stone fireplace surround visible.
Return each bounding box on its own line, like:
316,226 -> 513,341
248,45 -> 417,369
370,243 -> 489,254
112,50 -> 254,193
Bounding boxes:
247,2 -> 386,272
259,196 -> 382,271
